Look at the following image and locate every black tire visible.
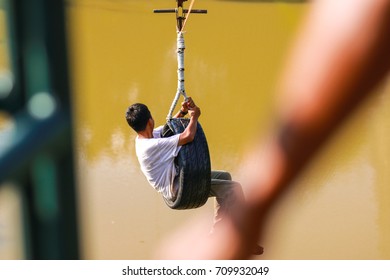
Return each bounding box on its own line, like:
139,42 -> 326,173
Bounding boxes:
161,118 -> 211,209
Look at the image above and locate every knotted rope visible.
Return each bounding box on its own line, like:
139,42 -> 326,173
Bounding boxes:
166,0 -> 196,119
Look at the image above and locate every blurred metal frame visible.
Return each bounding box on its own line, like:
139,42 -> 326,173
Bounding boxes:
0,0 -> 79,259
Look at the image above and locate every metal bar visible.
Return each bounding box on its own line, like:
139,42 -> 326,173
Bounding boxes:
154,9 -> 207,14
153,9 -> 176,13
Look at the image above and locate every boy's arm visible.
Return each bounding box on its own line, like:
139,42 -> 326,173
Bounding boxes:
178,106 -> 201,146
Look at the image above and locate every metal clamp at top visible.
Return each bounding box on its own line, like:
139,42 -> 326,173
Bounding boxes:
154,0 -> 207,31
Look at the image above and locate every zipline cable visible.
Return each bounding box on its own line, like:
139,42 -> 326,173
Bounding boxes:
180,0 -> 196,32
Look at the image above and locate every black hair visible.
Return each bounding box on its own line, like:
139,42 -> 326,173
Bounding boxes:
125,103 -> 151,132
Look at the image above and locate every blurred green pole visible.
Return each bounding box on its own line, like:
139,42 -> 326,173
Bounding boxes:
0,0 -> 79,259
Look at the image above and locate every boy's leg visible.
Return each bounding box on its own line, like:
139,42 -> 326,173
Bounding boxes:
209,171 -> 264,255
209,171 -> 244,228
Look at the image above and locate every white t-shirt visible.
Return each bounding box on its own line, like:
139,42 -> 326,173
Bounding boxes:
135,126 -> 181,199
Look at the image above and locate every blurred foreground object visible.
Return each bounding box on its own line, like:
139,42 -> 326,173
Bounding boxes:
0,0 -> 79,259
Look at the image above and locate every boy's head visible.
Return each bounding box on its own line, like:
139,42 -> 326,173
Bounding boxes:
125,103 -> 152,132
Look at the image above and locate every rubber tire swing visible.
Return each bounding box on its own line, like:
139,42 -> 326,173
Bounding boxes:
161,118 -> 211,209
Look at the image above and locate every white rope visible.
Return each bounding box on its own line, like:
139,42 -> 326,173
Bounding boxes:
167,31 -> 187,119
167,0 -> 196,119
